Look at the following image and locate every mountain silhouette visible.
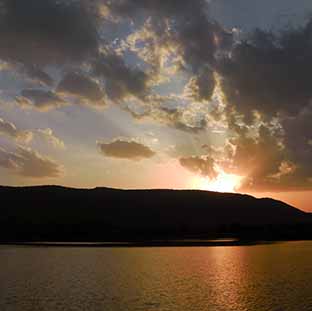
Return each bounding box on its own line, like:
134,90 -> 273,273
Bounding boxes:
0,186 -> 311,243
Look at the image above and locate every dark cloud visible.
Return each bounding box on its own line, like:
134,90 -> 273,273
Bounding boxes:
57,72 -> 105,104
16,89 -> 66,111
24,65 -> 54,87
0,145 -> 63,178
97,139 -> 155,160
0,0 -> 98,66
184,68 -> 216,102
92,52 -> 149,101
105,0 -> 203,16
219,21 -> 312,121
282,107 -> 312,163
180,156 -> 217,179
277,106 -> 312,190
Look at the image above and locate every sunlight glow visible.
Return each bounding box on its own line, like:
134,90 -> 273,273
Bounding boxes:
190,170 -> 244,193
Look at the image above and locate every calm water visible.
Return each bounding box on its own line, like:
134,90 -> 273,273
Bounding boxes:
1,241 -> 312,311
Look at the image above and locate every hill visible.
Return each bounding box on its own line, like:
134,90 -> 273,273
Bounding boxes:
0,186 -> 311,243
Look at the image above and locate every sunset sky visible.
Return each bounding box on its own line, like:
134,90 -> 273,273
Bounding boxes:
0,0 -> 312,211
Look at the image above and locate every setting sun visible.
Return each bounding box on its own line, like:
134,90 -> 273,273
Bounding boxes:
190,171 -> 243,193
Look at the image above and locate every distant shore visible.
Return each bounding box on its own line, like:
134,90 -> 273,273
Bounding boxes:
1,186 -> 311,243
0,239 -> 289,248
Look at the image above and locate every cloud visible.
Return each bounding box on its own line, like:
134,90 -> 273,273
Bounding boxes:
106,0 -> 232,70
0,145 -> 64,178
277,106 -> 312,190
35,128 -> 65,150
57,72 -> 105,104
208,21 -> 312,191
180,156 -> 217,179
176,116 -> 312,192
92,51 -> 149,101
0,117 -> 33,143
147,107 -> 208,133
0,0 -> 98,66
282,108 -> 312,162
184,68 -> 216,102
97,139 -> 155,160
222,125 -> 287,190
23,65 -> 54,87
125,94 -> 210,133
1,0 -> 312,193
107,0 -> 232,104
219,22 -> 312,121
16,89 -> 66,111
0,117 -> 65,150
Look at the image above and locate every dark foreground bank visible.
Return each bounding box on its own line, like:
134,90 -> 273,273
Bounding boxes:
1,185 -> 311,242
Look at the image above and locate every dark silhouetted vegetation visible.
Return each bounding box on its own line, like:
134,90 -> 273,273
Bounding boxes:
0,186 -> 311,243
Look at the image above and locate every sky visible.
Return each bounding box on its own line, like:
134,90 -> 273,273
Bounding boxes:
0,0 -> 312,211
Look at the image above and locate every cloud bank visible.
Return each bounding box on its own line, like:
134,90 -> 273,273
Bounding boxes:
0,0 -> 311,191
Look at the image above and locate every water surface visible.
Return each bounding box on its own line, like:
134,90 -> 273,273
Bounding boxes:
1,241 -> 312,311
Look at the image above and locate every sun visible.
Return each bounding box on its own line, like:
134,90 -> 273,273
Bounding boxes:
190,171 -> 243,193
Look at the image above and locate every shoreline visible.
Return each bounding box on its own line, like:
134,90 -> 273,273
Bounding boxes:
0,239 -> 292,248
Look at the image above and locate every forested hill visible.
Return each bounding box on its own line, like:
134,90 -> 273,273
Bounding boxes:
0,186 -> 311,242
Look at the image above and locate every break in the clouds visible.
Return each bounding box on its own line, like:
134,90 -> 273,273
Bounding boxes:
97,139 -> 155,161
1,0 -> 312,194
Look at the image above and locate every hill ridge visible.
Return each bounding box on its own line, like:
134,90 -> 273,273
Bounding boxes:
0,185 -> 310,242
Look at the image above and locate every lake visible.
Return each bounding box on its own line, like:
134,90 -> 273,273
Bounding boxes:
1,241 -> 312,311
